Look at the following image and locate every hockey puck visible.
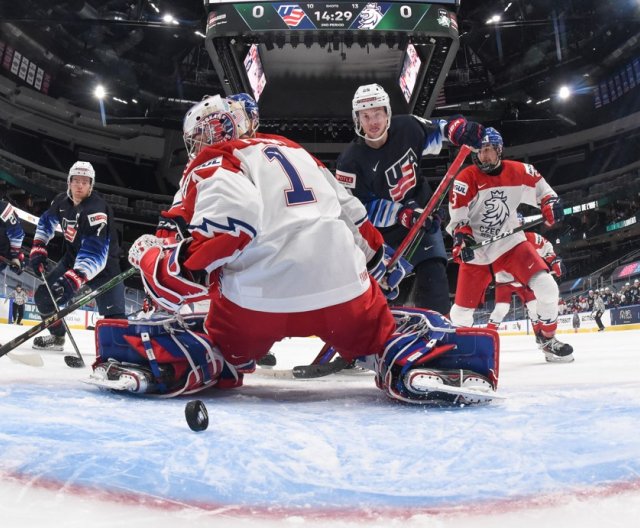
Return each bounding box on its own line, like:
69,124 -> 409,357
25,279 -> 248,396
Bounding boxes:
185,400 -> 209,432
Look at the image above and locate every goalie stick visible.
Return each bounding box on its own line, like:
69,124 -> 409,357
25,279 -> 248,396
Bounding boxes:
0,267 -> 138,365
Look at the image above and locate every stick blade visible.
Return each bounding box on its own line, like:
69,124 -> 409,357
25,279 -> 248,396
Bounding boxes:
7,352 -> 44,368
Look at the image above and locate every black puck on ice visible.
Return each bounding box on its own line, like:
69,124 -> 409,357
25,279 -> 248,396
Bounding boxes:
185,400 -> 209,432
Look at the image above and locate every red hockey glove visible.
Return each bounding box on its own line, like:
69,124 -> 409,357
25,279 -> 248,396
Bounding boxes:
9,248 -> 25,275
52,269 -> 87,306
445,116 -> 484,149
540,195 -> 564,227
545,255 -> 565,278
396,201 -> 442,234
452,225 -> 476,264
29,240 -> 49,274
138,240 -> 209,312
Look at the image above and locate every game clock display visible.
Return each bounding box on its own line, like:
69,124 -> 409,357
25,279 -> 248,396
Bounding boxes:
206,2 -> 459,34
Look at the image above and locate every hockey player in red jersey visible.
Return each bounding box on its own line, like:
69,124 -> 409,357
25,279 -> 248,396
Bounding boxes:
89,94 -> 500,405
447,127 -> 573,362
487,227 -> 565,346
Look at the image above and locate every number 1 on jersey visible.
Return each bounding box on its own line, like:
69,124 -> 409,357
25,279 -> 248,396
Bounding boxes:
263,146 -> 316,206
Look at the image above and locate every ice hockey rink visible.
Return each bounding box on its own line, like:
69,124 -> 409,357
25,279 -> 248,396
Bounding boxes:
1,323 -> 639,528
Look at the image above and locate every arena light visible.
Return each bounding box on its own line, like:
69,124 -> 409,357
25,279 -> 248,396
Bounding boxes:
486,15 -> 501,24
94,85 -> 106,99
558,85 -> 572,100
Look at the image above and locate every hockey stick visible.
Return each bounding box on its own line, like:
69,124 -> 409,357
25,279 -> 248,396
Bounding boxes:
0,267 -> 137,362
447,217 -> 545,262
292,147 -> 473,380
39,270 -> 85,368
0,257 -> 44,366
387,145 -> 472,268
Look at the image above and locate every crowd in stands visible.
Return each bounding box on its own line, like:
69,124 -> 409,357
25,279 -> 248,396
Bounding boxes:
559,279 -> 640,314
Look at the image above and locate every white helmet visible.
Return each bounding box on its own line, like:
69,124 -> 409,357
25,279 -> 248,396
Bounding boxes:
352,83 -> 391,141
183,95 -> 251,159
67,161 -> 95,197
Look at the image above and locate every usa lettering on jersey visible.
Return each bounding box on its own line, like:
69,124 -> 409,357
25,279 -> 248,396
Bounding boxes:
387,148 -> 418,201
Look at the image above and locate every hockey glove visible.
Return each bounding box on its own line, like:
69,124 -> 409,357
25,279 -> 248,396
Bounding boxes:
128,234 -> 164,269
9,248 -> 25,275
29,240 -> 49,274
396,201 -> 442,234
52,269 -> 87,306
138,239 -> 209,313
546,255 -> 565,278
445,116 -> 484,149
540,195 -> 564,227
155,213 -> 188,243
368,245 -> 414,301
452,225 -> 476,264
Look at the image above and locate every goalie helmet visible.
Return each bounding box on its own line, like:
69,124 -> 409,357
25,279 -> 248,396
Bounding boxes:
183,95 -> 251,159
228,92 -> 259,133
472,127 -> 504,173
67,161 -> 95,198
352,83 -> 392,141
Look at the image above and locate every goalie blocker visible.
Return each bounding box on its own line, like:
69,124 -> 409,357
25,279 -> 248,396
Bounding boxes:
89,309 -> 499,405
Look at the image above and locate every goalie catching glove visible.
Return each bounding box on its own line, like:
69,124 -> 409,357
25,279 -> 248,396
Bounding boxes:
128,235 -> 209,312
367,244 -> 413,301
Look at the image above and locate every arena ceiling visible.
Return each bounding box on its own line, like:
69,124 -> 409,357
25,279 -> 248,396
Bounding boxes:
0,1 -> 639,140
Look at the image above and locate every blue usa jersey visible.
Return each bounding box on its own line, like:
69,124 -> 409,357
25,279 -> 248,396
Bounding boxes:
335,114 -> 448,263
34,191 -> 119,280
0,200 -> 25,256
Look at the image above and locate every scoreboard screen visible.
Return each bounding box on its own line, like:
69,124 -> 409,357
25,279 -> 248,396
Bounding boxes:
206,2 -> 458,35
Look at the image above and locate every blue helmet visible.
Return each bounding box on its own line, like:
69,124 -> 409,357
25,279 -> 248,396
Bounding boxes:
228,93 -> 259,133
473,127 -> 503,172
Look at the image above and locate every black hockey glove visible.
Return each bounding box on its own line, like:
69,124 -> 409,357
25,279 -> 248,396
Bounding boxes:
29,240 -> 49,274
52,269 -> 87,306
9,249 -> 25,275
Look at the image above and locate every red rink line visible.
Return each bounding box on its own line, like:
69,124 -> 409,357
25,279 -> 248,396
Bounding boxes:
5,470 -> 640,522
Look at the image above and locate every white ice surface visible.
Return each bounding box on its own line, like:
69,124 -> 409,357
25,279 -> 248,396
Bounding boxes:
1,323 -> 639,527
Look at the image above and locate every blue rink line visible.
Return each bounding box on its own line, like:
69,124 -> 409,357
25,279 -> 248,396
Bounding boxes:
2,383 -> 640,512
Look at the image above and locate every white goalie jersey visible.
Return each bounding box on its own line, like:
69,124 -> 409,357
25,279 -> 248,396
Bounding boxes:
169,134 -> 382,313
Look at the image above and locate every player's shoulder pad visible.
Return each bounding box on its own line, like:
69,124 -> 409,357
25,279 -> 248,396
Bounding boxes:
520,161 -> 541,179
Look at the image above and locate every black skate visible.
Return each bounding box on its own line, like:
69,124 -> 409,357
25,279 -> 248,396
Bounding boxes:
404,368 -> 500,406
32,335 -> 65,351
540,336 -> 574,363
257,352 -> 277,368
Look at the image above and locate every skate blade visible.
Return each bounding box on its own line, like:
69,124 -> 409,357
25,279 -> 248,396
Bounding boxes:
83,376 -> 137,392
405,371 -> 504,403
544,352 -> 575,363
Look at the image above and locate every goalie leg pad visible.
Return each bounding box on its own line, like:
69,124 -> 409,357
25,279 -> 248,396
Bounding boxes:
376,308 -> 500,405
92,315 -> 242,397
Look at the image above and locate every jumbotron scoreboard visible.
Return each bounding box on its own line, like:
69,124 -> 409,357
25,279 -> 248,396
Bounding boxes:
202,1 -> 461,137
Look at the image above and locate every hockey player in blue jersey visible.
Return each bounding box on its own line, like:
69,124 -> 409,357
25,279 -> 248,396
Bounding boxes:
336,84 -> 484,314
29,161 -> 125,351
0,199 -> 26,275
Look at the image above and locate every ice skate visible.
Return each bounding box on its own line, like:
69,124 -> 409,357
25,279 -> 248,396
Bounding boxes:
257,352 -> 277,368
86,360 -> 156,393
32,335 -> 65,351
404,368 -> 498,405
540,335 -> 574,363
